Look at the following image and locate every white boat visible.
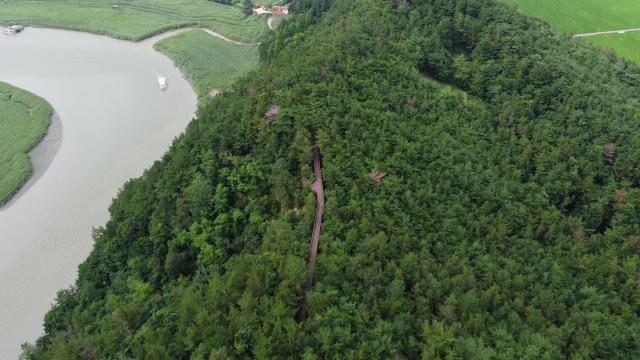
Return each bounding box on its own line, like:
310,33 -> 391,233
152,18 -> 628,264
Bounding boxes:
4,25 -> 24,35
158,77 -> 167,90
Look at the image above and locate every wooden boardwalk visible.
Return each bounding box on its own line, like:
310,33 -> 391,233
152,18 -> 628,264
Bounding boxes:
297,145 -> 324,322
306,147 -> 324,286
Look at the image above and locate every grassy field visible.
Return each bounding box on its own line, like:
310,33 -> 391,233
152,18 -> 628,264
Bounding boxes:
0,81 -> 52,206
0,0 -> 268,42
503,0 -> 640,63
587,32 -> 640,64
155,29 -> 259,98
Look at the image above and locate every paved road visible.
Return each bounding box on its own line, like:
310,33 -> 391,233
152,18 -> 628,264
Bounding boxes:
574,27 -> 640,38
267,16 -> 274,31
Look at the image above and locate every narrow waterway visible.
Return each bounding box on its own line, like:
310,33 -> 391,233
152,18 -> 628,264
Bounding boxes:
0,28 -> 197,357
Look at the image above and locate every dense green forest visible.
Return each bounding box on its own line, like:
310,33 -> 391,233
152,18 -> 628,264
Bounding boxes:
25,0 -> 640,358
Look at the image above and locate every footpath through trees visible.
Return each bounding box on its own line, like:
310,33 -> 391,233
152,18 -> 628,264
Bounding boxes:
296,143 -> 324,322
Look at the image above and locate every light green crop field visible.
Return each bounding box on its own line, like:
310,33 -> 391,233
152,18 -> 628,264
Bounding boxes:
155,29 -> 259,98
503,0 -> 640,64
0,0 -> 268,42
588,32 -> 640,64
0,81 -> 52,206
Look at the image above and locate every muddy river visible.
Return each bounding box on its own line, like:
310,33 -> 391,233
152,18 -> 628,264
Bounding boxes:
0,28 -> 197,357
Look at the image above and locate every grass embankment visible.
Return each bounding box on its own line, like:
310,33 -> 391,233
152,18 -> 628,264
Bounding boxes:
0,0 -> 268,42
0,81 -> 52,206
503,0 -> 640,64
154,29 -> 259,98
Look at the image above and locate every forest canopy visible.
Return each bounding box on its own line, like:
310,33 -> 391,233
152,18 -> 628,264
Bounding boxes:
25,0 -> 640,358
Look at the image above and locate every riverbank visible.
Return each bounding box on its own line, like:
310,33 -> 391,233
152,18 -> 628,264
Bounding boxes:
0,81 -> 53,207
154,29 -> 260,98
0,6 -> 267,355
0,27 -> 197,357
1,112 -> 62,210
0,23 -> 262,207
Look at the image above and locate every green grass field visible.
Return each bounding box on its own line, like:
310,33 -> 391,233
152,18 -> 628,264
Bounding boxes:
586,32 -> 640,64
503,0 -> 640,63
0,0 -> 268,42
0,81 -> 52,206
155,29 -> 259,98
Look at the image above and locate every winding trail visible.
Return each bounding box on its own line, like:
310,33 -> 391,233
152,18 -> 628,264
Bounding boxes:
201,28 -> 258,46
140,26 -> 258,46
574,27 -> 640,38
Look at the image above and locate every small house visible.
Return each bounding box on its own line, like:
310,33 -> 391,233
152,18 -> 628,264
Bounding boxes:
272,5 -> 289,16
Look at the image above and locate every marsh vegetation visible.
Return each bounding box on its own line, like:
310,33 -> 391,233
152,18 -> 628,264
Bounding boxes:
0,81 -> 51,207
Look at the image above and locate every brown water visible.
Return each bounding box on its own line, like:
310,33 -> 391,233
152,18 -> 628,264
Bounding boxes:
0,28 -> 197,357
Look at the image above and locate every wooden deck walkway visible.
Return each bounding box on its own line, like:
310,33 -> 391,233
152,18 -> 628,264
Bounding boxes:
297,145 -> 324,322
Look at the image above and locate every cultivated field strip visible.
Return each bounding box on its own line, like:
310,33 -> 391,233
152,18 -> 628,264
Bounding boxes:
504,0 -> 640,64
18,0 -> 245,21
0,0 -> 267,42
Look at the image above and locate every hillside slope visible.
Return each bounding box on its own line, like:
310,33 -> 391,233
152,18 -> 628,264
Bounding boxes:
26,0 -> 640,358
